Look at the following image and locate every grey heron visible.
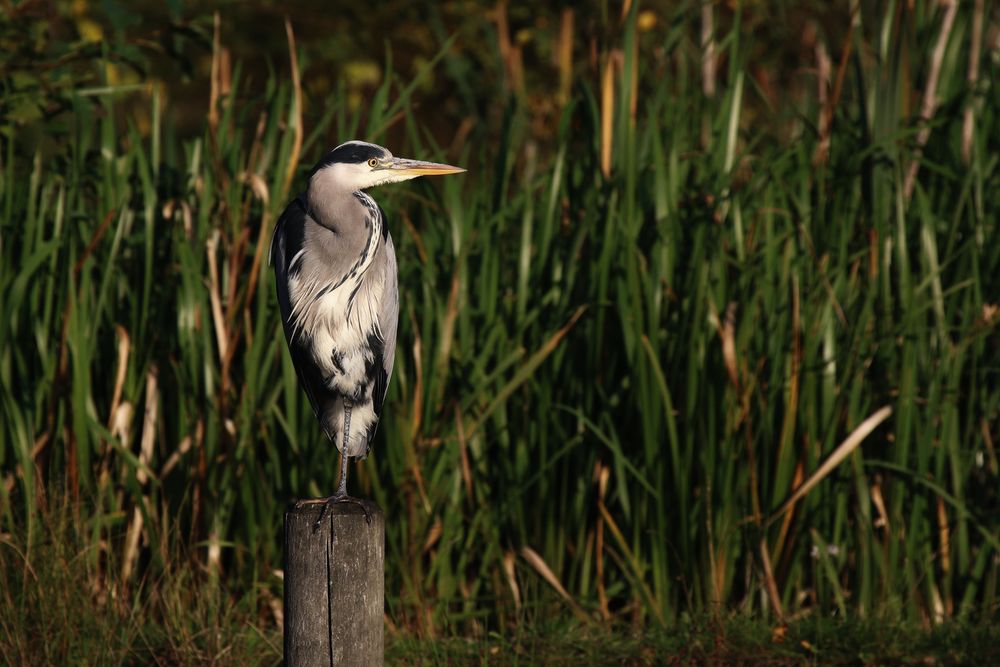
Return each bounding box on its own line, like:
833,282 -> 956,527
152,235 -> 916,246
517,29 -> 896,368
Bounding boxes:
271,140 -> 464,526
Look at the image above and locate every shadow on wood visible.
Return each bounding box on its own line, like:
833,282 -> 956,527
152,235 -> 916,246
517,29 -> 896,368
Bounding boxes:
284,500 -> 384,667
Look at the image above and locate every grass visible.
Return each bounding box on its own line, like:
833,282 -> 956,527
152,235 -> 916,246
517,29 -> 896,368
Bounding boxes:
4,508 -> 997,665
0,497 -> 282,665
2,0 -> 1000,663
6,511 -> 998,665
386,619 -> 1000,666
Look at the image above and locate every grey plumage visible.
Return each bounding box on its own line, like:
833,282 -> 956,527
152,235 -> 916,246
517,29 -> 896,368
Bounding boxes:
272,191 -> 395,458
271,140 -> 462,512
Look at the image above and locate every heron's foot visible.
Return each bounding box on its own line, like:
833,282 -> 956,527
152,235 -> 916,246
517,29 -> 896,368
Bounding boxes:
297,493 -> 373,532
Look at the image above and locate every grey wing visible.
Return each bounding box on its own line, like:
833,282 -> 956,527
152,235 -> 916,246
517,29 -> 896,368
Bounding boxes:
364,232 -> 398,453
376,232 -> 399,411
271,196 -> 339,440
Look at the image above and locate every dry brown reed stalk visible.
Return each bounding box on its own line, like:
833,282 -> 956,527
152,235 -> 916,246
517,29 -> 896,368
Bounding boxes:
767,406 -> 894,530
208,12 -> 220,134
870,478 -> 890,531
594,461 -> 611,621
811,13 -> 858,170
600,50 -> 621,178
759,539 -> 785,620
981,418 -> 999,475
208,13 -> 232,137
519,546 -> 590,623
107,326 -> 130,431
494,2 -> 524,97
501,551 -> 521,612
101,326 -> 132,486
454,406 -> 473,502
962,0 -> 984,164
937,497 -> 951,576
122,366 -> 159,583
281,18 -> 303,201
701,1 -> 717,99
772,460 -> 804,574
556,9 -> 574,107
206,231 -> 227,363
495,2 -> 511,82
903,0 -> 959,200
159,434 -> 192,479
811,24 -> 833,166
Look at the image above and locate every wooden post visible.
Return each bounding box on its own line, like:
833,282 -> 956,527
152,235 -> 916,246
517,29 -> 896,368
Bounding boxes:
284,501 -> 384,666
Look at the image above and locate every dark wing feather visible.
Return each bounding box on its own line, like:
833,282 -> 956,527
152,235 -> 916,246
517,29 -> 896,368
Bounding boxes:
271,196 -> 337,440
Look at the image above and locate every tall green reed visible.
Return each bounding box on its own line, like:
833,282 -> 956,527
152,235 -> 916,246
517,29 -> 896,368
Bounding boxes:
1,1 -> 998,638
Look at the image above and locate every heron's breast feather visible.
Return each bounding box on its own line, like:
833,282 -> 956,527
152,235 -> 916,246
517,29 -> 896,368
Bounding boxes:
288,253 -> 388,395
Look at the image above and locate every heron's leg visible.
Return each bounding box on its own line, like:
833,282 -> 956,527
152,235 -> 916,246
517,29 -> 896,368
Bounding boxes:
337,397 -> 353,494
306,398 -> 372,531
333,440 -> 350,497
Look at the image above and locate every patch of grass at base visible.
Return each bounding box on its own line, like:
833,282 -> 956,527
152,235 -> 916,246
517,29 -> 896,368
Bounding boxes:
387,616 -> 1000,666
0,498 -> 283,666
2,505 -> 996,667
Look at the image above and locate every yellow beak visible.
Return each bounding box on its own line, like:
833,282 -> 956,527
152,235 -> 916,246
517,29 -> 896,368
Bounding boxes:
386,157 -> 466,176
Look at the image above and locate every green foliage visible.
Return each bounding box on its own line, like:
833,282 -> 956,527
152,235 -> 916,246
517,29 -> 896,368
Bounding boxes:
1,0 -> 999,652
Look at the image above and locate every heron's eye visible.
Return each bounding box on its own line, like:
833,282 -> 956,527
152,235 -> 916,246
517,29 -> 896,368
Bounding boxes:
367,158 -> 379,168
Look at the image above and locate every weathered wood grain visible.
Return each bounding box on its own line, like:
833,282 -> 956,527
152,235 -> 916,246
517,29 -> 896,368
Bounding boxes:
284,501 -> 384,666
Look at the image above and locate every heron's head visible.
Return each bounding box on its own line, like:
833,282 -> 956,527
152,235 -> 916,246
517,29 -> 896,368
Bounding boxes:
308,140 -> 465,193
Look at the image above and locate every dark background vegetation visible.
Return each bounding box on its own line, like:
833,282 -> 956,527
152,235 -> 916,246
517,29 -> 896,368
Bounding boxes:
2,0 -> 1000,664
